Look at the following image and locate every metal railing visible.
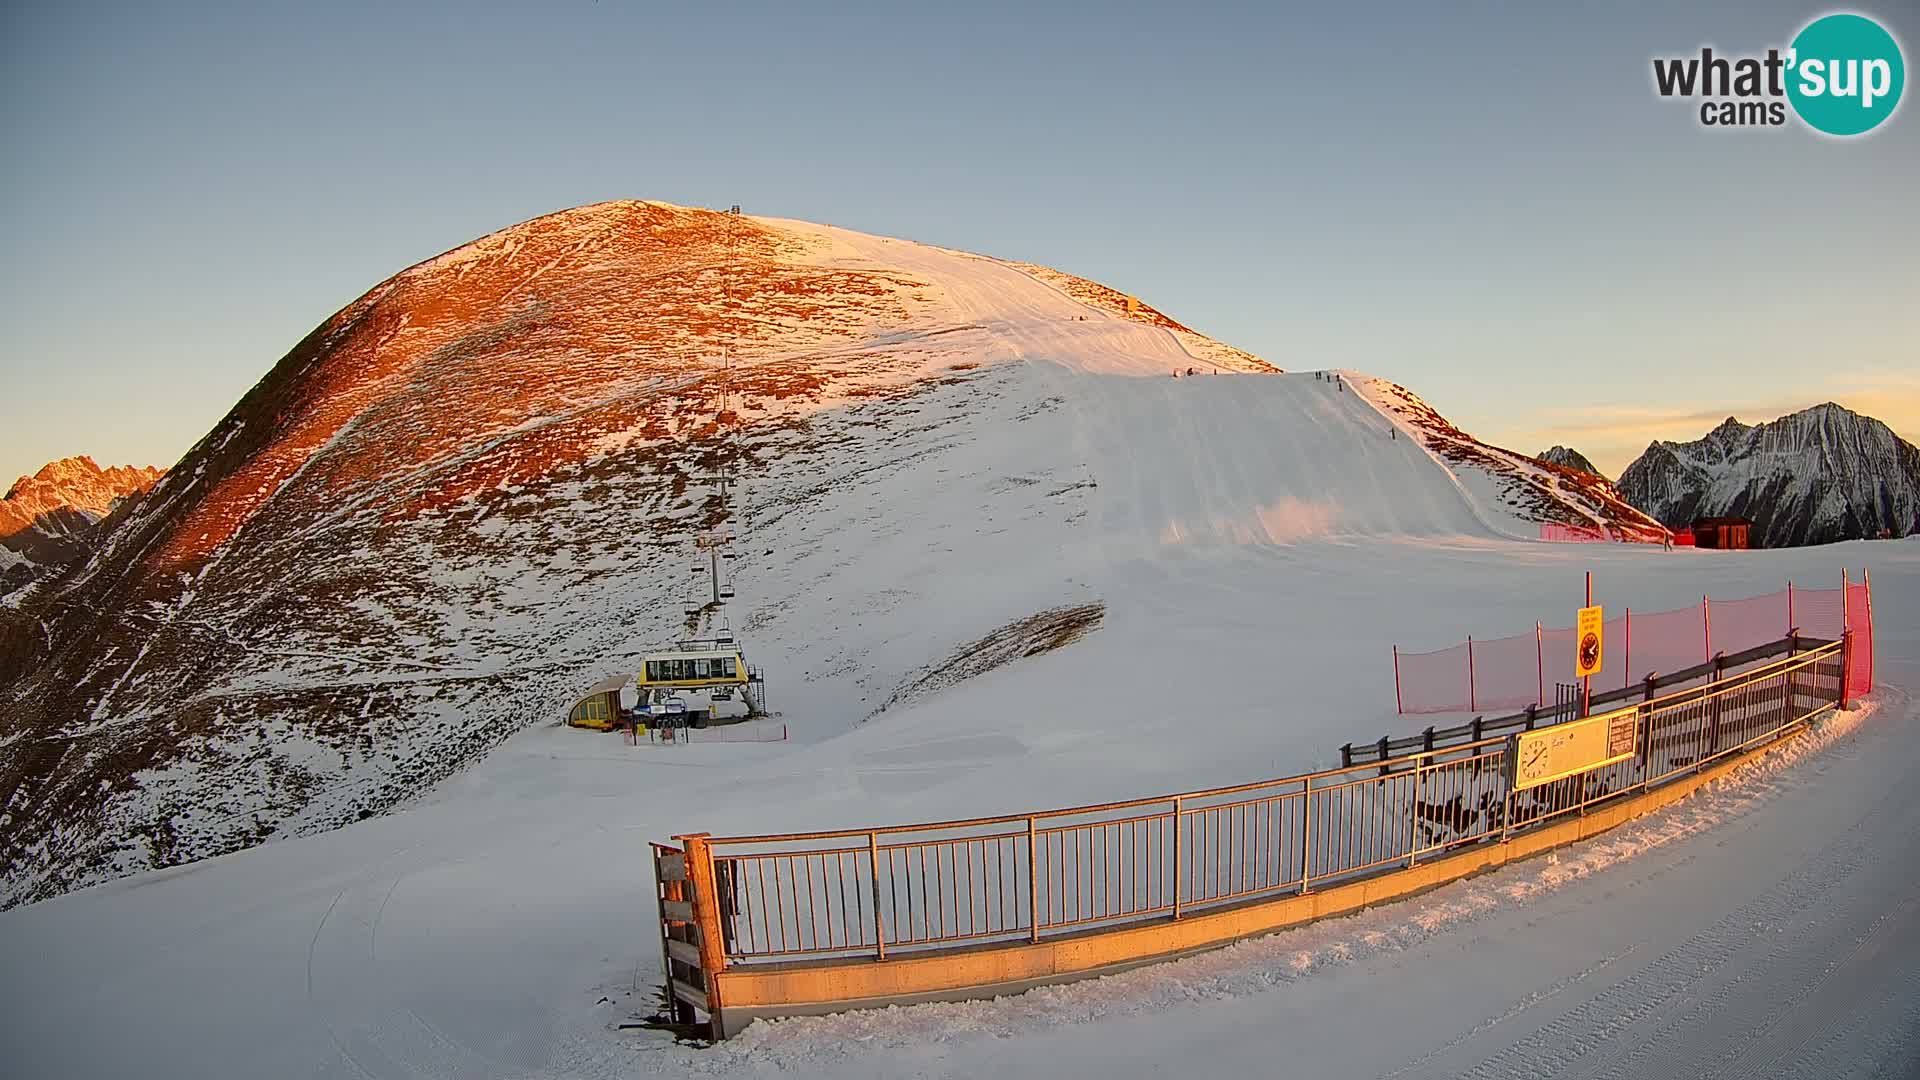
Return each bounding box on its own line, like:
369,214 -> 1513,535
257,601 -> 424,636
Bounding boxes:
689,637 -> 1848,966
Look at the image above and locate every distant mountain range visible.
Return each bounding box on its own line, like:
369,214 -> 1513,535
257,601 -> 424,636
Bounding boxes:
1618,404 -> 1920,547
1536,446 -> 1601,477
1,456 -> 164,590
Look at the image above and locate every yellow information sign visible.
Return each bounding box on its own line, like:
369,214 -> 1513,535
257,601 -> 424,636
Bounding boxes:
1575,604 -> 1604,679
1511,706 -> 1639,790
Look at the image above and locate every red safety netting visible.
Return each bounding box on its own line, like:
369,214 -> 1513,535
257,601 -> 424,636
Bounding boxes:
1619,604 -> 1706,686
1539,523 -> 1610,543
1394,641 -> 1471,714
1846,579 -> 1875,698
1708,592 -> 1790,656
1394,575 -> 1877,714
1471,631 -> 1545,711
1793,586 -> 1846,640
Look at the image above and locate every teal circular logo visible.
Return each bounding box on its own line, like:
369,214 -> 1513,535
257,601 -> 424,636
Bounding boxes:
1786,13 -> 1905,136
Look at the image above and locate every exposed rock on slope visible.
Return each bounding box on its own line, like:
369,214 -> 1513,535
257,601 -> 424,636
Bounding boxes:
1,457 -> 164,590
1355,378 -> 1669,541
1619,404 -> 1920,547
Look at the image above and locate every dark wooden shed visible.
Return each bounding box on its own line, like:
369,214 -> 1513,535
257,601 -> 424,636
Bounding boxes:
1689,516 -> 1754,550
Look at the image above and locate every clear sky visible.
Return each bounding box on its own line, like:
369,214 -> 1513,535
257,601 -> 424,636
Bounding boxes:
3,1 -> 1915,484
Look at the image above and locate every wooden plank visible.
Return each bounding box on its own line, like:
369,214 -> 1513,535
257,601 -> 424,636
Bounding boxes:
665,938 -> 703,968
670,978 -> 709,1011
656,854 -> 688,882
663,900 -> 696,924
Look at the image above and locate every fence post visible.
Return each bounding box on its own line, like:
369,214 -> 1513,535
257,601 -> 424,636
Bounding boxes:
1840,630 -> 1853,711
1299,782 -> 1312,895
1171,799 -> 1184,919
1408,753 -> 1423,868
1624,607 -> 1632,691
868,831 -> 886,959
1535,622 -> 1544,706
1705,654 -> 1725,760
1027,816 -> 1041,941
1340,743 -> 1352,769
1787,580 -> 1794,636
1842,569 -> 1852,703
1703,594 -> 1712,665
1377,735 -> 1391,777
1468,635 -> 1477,713
1393,646 -> 1403,715
1863,568 -> 1875,693
678,833 -> 728,1027
1784,637 -> 1797,728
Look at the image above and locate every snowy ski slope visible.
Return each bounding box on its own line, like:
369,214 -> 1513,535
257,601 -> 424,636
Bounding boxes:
1,204 -> 1906,1078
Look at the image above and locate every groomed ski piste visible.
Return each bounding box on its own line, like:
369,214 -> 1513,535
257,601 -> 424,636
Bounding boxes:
2,215 -> 1915,1078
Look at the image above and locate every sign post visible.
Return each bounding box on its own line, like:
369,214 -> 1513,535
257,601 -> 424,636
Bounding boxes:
1575,596 -> 1603,721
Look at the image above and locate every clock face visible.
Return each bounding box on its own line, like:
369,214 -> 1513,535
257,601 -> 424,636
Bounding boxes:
1579,632 -> 1600,671
1523,741 -> 1549,772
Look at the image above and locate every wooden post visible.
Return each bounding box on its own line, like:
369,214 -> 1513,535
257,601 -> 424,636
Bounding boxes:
677,833 -> 728,1031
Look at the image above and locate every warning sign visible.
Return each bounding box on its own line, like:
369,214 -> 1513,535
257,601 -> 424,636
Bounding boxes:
1512,706 -> 1639,790
1575,604 -> 1604,679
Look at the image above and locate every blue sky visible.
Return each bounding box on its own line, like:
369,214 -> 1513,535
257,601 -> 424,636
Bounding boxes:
3,1 -> 1915,483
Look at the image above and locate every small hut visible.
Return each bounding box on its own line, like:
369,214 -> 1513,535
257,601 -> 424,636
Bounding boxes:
1689,516 -> 1754,550
566,675 -> 630,731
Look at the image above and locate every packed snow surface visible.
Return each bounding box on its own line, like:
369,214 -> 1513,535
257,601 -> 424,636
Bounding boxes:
0,203 -> 1911,1077
0,535 -> 1911,1079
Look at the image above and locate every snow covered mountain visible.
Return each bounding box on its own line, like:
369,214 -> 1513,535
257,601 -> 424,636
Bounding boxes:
0,457 -> 164,591
1536,445 -> 1600,477
1618,405 -> 1920,547
0,201 -> 1673,906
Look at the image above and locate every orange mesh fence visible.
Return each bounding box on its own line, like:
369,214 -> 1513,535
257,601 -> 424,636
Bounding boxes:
1846,579 -> 1874,698
1393,641 -> 1472,714
1394,575 -> 1876,714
